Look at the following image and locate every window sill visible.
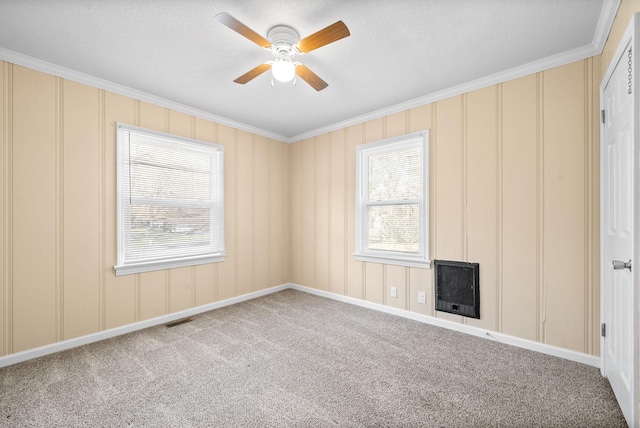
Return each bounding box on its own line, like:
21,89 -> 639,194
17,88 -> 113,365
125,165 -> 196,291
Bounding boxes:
354,253 -> 431,269
114,253 -> 226,276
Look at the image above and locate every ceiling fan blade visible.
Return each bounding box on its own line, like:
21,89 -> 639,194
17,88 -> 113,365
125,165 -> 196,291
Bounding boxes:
296,64 -> 328,91
215,12 -> 271,48
234,63 -> 272,84
296,21 -> 350,53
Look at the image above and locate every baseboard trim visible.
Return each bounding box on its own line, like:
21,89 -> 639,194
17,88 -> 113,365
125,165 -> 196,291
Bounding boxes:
0,283 -> 289,368
0,282 -> 600,369
289,283 -> 601,368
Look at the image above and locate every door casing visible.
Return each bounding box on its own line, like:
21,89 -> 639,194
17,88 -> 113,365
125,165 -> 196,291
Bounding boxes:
600,12 -> 640,428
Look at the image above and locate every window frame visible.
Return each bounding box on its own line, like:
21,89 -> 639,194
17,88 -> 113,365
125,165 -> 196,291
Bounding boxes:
114,123 -> 225,276
354,130 -> 430,269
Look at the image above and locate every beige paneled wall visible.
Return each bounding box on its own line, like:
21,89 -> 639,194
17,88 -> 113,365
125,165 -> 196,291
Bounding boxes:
0,62 -> 291,357
2,2 -> 634,359
290,59 -> 600,355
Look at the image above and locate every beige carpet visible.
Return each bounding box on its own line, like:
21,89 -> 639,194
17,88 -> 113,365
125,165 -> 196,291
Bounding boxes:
0,289 -> 627,427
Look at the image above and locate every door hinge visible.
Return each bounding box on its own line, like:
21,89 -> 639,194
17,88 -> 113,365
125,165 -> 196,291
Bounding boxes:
601,323 -> 606,337
601,109 -> 606,124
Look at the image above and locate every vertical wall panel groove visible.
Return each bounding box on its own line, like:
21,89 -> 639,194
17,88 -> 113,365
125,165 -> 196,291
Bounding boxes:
429,105 -> 436,316
165,270 -> 170,314
134,272 -> 140,322
253,136 -> 268,292
312,138 -> 316,289
55,77 -> 64,342
252,136 -> 258,292
584,58 -> 594,354
0,63 -> 3,356
1,62 -> 11,356
537,72 -> 545,343
327,134 -> 331,292
267,140 -> 272,287
382,265 -> 387,306
432,104 -> 438,263
462,95 -> 468,326
497,84 -> 504,333
591,55 -> 601,357
462,94 -> 468,266
134,100 -> 140,125
98,89 -> 105,331
133,100 -> 141,321
584,59 -> 591,353
236,131 -> 254,295
213,123 -> 219,301
343,129 -> 348,296
301,138 -> 316,288
234,129 -> 238,297
290,140 -> 302,284
283,140 -> 291,282
190,117 -> 197,307
164,109 -> 170,314
405,266 -> 409,310
329,130 -> 344,295
315,134 -> 330,291
359,125 -> 365,300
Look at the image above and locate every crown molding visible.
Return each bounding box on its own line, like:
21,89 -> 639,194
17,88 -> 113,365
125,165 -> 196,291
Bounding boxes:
288,0 -> 622,143
0,0 -> 621,145
0,47 -> 290,143
593,0 -> 622,52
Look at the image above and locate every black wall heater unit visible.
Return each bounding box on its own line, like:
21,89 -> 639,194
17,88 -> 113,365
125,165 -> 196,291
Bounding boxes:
434,259 -> 480,319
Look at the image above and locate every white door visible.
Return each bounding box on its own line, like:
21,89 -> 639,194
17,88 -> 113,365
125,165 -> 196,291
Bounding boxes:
601,22 -> 638,427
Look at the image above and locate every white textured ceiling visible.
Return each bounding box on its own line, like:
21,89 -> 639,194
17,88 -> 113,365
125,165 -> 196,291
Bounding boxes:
0,0 -> 619,142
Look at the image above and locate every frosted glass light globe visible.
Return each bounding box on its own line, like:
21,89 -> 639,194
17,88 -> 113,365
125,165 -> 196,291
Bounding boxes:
272,59 -> 295,83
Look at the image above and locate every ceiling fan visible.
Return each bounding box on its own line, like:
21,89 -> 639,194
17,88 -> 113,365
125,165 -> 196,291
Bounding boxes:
215,12 -> 350,91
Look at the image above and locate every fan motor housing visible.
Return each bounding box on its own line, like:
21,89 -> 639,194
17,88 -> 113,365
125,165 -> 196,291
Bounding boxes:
267,25 -> 299,52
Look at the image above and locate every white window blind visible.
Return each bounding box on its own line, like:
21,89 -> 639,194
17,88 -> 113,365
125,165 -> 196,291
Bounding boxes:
355,131 -> 430,268
114,123 -> 225,276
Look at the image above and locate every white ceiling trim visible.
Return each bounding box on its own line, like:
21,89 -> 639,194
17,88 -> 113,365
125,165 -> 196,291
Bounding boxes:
0,47 -> 289,143
290,44 -> 598,143
592,0 -> 622,52
0,0 -> 621,145
290,0 -> 621,143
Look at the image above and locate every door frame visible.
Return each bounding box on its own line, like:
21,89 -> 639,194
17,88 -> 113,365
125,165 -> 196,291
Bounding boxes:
600,13 -> 640,427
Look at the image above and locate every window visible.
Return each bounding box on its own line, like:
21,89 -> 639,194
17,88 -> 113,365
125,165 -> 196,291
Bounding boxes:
114,123 -> 225,276
354,131 -> 430,268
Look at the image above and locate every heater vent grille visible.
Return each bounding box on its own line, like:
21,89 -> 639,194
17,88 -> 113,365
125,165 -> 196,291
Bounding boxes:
434,260 -> 480,319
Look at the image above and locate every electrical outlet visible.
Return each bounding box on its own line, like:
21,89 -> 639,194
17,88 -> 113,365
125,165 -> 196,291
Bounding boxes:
418,291 -> 426,304
391,287 -> 398,298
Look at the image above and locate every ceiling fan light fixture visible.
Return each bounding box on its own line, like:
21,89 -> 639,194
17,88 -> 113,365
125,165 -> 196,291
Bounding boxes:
216,13 -> 349,91
272,58 -> 296,83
